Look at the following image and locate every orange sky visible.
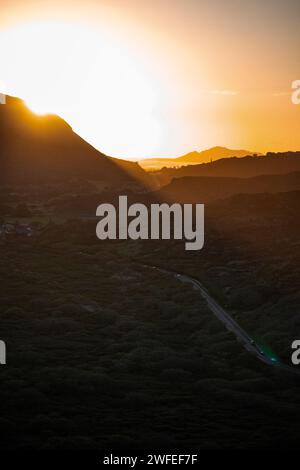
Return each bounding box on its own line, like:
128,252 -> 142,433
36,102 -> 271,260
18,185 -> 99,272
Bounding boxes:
0,0 -> 299,159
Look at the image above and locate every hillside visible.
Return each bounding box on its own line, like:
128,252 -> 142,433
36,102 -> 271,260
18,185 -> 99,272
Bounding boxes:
154,153 -> 300,186
0,95 -> 149,188
1,189 -> 300,451
153,172 -> 300,203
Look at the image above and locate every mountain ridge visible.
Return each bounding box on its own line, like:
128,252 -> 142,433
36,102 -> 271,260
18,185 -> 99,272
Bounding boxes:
139,146 -> 258,170
0,95 -> 149,188
153,153 -> 300,186
152,171 -> 300,203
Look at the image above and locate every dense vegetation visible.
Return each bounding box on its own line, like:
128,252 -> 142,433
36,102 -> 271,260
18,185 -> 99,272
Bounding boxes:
1,186 -> 300,450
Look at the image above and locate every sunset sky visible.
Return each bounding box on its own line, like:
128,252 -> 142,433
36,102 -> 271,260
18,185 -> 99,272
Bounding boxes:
0,0 -> 299,159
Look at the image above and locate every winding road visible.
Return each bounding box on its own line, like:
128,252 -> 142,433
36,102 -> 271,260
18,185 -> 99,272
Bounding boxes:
143,264 -> 300,375
175,273 -> 278,367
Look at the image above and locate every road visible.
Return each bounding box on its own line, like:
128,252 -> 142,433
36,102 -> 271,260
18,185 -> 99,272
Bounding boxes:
175,273 -> 277,367
142,264 -> 300,374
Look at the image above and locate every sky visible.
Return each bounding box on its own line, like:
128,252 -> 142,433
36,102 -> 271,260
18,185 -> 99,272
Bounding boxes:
0,0 -> 299,159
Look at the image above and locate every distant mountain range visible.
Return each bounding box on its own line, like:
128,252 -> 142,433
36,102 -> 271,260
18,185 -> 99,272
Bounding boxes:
2,95 -> 300,203
153,171 -> 300,204
139,146 -> 258,170
154,153 -> 300,187
0,95 -> 149,188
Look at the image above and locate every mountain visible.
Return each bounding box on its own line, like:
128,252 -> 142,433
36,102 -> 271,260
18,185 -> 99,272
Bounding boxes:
0,95 -> 149,188
153,172 -> 300,204
154,153 -> 300,186
139,146 -> 257,170
175,146 -> 256,163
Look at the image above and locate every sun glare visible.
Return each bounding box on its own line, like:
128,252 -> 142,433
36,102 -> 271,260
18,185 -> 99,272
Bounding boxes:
0,20 -> 163,158
25,100 -> 52,116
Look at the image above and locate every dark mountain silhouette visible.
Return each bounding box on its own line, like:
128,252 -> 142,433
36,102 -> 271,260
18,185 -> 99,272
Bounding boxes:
176,146 -> 256,163
154,153 -> 300,186
139,146 -> 257,170
153,171 -> 300,203
0,95 -> 149,188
